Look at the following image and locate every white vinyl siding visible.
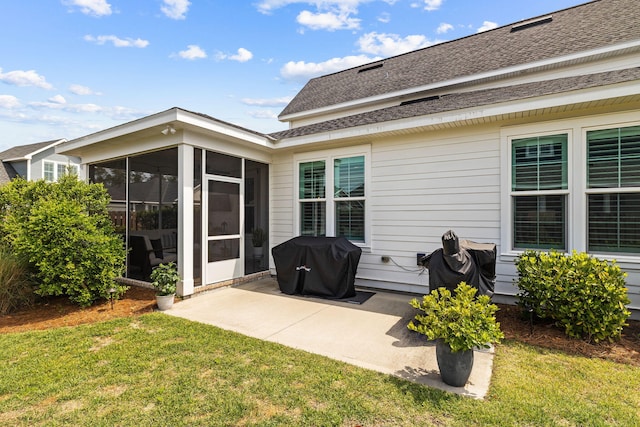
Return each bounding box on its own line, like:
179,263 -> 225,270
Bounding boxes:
272,113 -> 640,315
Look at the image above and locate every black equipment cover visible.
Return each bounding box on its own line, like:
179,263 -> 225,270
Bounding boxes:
420,231 -> 496,297
272,236 -> 362,299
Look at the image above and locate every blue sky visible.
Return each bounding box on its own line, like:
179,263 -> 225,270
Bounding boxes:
0,0 -> 589,151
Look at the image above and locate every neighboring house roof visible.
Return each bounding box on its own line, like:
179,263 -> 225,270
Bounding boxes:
270,67 -> 640,140
279,0 -> 640,118
0,139 -> 65,161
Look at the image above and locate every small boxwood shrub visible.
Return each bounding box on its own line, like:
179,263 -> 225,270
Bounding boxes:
0,246 -> 34,314
515,250 -> 630,342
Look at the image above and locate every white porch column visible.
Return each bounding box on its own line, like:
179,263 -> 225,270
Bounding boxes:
178,144 -> 195,296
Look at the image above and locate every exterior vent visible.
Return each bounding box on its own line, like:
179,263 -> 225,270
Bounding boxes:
511,15 -> 553,32
358,63 -> 384,73
400,95 -> 440,106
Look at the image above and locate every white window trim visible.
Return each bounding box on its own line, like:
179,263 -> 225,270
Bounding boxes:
294,144 -> 371,249
500,112 -> 640,265
582,120 -> 640,262
500,126 -> 574,259
43,160 -> 79,182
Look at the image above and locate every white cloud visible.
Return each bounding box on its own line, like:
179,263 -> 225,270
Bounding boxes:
161,0 -> 191,20
229,48 -> 253,62
48,95 -> 67,104
436,22 -> 453,34
0,95 -> 21,109
477,20 -> 498,32
176,45 -> 207,60
67,103 -> 103,113
377,12 -> 391,23
357,32 -> 441,56
423,0 -> 443,11
241,96 -> 293,107
84,35 -> 149,48
63,0 -> 112,17
281,55 -> 378,82
297,10 -> 360,31
257,0 -> 371,32
69,84 -> 101,95
217,48 -> 253,62
0,68 -> 53,89
247,109 -> 279,120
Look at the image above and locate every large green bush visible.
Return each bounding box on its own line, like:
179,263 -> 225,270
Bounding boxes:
515,250 -> 630,342
0,246 -> 34,314
0,175 -> 127,307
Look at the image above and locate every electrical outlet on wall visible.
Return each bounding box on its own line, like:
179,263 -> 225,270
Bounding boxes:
417,253 -> 426,266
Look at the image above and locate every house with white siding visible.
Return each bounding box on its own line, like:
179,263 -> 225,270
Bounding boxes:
0,139 -> 81,185
58,0 -> 640,317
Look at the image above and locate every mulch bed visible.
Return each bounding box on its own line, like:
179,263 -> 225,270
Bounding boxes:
1,286 -> 639,366
495,303 -> 640,367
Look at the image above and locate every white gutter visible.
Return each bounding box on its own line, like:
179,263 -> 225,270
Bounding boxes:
275,79 -> 640,149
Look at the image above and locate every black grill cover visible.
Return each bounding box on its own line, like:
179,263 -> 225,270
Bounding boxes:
272,236 -> 362,299
420,231 -> 496,297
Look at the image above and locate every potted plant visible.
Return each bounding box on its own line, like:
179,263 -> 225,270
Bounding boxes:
252,227 -> 267,257
150,262 -> 179,311
408,282 -> 504,387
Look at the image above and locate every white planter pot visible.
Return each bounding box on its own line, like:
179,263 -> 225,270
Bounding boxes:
156,294 -> 175,311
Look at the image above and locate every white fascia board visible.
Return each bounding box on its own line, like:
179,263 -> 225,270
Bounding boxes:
58,108 -> 275,155
175,109 -> 276,148
5,138 -> 67,161
57,109 -> 179,154
275,80 -> 640,149
279,40 -> 640,123
28,138 -> 67,158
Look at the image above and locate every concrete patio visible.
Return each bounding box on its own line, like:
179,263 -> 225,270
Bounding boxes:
164,277 -> 494,399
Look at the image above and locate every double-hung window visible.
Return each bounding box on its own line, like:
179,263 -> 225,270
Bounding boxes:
587,125 -> 640,254
511,134 -> 568,250
44,161 -> 79,182
44,161 -> 55,182
297,148 -> 368,244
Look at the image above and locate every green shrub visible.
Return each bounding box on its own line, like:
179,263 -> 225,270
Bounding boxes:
408,282 -> 504,352
0,176 -> 127,307
0,247 -> 34,314
515,250 -> 630,342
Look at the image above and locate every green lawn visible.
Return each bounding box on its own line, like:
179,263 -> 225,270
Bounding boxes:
0,314 -> 638,426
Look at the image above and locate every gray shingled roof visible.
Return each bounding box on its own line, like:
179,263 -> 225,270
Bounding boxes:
269,67 -> 640,140
279,0 -> 639,118
0,139 -> 61,161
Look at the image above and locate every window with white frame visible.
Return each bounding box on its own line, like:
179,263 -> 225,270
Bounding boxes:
44,161 -> 55,182
44,161 -> 79,182
511,133 -> 568,250
297,148 -> 368,244
587,125 -> 640,254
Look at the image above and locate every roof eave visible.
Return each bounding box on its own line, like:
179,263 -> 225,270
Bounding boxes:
58,108 -> 276,156
2,138 -> 67,161
275,80 -> 640,149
